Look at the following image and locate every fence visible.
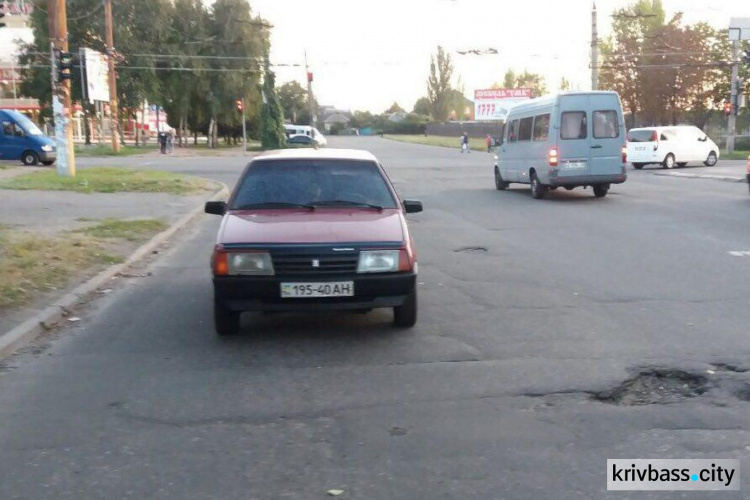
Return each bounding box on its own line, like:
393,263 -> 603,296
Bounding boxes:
426,121 -> 504,140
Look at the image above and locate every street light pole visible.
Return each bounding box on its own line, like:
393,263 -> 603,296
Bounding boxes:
104,0 -> 120,152
48,0 -> 76,176
727,40 -> 739,154
241,98 -> 247,155
591,2 -> 598,91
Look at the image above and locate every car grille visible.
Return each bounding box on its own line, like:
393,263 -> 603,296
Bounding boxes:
272,253 -> 359,275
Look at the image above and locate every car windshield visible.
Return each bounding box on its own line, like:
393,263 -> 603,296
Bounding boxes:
627,130 -> 656,142
230,159 -> 398,209
12,113 -> 44,136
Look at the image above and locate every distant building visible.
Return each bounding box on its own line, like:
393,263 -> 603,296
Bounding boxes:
0,1 -> 34,107
317,105 -> 352,132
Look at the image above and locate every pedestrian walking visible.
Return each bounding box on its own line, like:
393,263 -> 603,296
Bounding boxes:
460,133 -> 470,153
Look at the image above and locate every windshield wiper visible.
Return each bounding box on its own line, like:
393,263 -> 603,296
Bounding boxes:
312,200 -> 384,211
234,202 -> 315,211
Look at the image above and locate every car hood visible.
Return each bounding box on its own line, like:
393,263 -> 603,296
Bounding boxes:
218,208 -> 405,245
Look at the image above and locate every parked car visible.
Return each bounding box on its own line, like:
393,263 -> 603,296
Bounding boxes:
204,148 -> 422,335
0,109 -> 57,166
284,124 -> 328,147
287,135 -> 315,145
494,91 -> 627,199
627,126 -> 719,169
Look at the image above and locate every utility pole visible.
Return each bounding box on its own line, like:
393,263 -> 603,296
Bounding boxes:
241,98 -> 247,155
591,2 -> 599,91
104,0 -> 120,152
727,40 -> 739,154
305,51 -> 316,127
48,0 -> 76,176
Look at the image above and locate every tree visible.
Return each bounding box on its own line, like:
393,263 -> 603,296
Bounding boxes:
278,81 -> 315,124
559,77 -> 570,91
499,69 -> 547,97
412,97 -> 432,116
426,46 -> 454,121
385,102 -> 405,114
260,57 -> 286,149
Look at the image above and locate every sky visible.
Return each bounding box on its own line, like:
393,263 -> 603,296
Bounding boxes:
249,0 -> 750,113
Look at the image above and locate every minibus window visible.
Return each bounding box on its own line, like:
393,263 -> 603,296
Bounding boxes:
532,114 -> 550,141
561,112 -> 587,140
518,117 -> 533,141
593,110 -> 619,138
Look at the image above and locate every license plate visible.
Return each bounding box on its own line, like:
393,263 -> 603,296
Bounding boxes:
563,161 -> 586,169
635,146 -> 645,151
281,282 -> 354,298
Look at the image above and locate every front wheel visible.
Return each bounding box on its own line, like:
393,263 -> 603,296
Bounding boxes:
22,151 -> 39,166
593,184 -> 609,198
632,163 -> 644,170
704,151 -> 717,167
494,167 -> 509,190
214,298 -> 240,336
530,172 -> 547,199
41,160 -> 56,166
393,288 -> 417,328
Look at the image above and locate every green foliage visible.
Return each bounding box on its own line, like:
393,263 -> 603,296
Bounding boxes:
599,0 -> 749,127
278,81 -> 313,124
384,102 -> 405,114
260,58 -> 287,150
427,46 -> 454,121
17,0 -> 268,143
499,69 -> 547,97
412,97 -> 432,116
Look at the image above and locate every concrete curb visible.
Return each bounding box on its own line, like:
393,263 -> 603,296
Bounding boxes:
0,181 -> 229,360
652,172 -> 747,183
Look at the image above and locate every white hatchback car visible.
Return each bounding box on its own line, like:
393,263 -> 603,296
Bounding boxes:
627,126 -> 719,169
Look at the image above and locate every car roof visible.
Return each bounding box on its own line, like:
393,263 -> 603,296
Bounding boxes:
253,148 -> 378,162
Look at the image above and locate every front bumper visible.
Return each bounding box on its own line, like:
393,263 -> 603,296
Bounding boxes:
214,272 -> 417,312
548,172 -> 627,187
39,151 -> 57,162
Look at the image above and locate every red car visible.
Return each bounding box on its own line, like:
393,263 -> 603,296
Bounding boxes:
204,149 -> 423,335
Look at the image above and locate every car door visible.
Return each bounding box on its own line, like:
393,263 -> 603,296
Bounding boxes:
691,127 -> 709,162
556,96 -> 591,179
0,120 -> 25,161
590,107 -> 624,177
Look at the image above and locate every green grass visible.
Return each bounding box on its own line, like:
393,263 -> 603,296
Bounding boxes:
384,134 -> 492,152
75,144 -> 157,157
74,218 -> 168,241
720,150 -> 750,161
0,228 -> 121,308
0,167 -> 215,194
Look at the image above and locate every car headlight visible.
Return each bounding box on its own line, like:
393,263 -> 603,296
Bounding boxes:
357,250 -> 400,273
41,145 -> 54,152
227,252 -> 274,276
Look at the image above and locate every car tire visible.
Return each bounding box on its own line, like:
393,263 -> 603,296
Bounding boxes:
632,163 -> 644,170
22,151 -> 39,166
593,184 -> 609,198
494,167 -> 508,190
41,160 -> 56,166
663,153 -> 675,169
530,172 -> 547,199
393,288 -> 417,328
214,298 -> 240,336
704,151 -> 717,167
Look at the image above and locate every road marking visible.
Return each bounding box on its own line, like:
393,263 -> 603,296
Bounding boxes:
728,251 -> 750,257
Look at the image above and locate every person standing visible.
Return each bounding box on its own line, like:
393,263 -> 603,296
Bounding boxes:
486,134 -> 492,153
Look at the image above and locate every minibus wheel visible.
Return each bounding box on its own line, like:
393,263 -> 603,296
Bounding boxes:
530,172 -> 547,199
494,167 -> 509,190
662,154 -> 675,169
593,184 -> 609,198
22,151 -> 39,166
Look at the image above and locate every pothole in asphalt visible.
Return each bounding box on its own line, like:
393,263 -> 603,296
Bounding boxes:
593,370 -> 710,406
712,363 -> 748,373
453,246 -> 488,254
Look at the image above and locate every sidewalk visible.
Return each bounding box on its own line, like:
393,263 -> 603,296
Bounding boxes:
651,160 -> 748,183
0,166 -> 222,347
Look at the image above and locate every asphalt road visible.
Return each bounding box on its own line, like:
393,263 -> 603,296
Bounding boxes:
2,137 -> 750,499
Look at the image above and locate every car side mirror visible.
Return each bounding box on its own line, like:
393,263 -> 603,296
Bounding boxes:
403,200 -> 423,214
205,201 -> 226,215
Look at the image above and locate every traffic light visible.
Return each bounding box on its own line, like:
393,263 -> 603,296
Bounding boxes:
307,71 -> 313,83
0,2 -> 7,29
743,50 -> 750,67
56,49 -> 74,83
235,99 -> 244,113
723,101 -> 732,116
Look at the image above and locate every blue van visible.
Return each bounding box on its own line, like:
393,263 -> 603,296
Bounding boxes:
494,91 -> 627,199
0,110 -> 57,166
